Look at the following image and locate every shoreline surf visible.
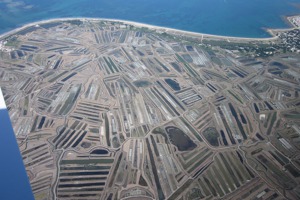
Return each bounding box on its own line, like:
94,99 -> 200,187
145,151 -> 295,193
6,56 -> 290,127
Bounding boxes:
0,17 -> 299,42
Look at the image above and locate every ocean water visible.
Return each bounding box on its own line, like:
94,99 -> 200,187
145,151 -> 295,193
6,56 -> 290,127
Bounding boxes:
0,0 -> 300,37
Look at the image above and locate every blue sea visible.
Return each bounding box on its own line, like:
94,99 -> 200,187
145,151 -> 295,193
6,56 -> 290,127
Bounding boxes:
0,0 -> 300,37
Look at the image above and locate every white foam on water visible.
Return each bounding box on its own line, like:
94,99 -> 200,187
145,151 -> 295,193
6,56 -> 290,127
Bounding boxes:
0,88 -> 7,110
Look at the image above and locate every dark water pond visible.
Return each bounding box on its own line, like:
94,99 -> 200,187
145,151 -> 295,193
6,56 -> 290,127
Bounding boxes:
165,126 -> 196,151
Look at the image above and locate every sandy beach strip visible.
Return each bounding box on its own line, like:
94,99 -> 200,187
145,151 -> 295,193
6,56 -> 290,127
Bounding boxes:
0,17 -> 298,42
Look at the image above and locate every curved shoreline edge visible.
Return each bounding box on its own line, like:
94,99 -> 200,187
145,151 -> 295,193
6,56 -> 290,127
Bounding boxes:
0,17 -> 298,42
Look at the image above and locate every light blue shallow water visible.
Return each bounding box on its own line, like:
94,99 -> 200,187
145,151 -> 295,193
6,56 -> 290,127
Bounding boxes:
0,0 -> 300,37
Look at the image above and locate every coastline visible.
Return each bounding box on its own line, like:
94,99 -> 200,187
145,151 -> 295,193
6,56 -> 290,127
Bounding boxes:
0,17 -> 298,42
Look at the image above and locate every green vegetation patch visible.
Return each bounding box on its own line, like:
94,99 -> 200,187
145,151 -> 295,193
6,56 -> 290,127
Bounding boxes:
180,117 -> 203,142
168,179 -> 194,200
228,90 -> 243,104
202,127 -> 220,147
282,111 -> 300,119
266,112 -> 277,135
5,36 -> 20,47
